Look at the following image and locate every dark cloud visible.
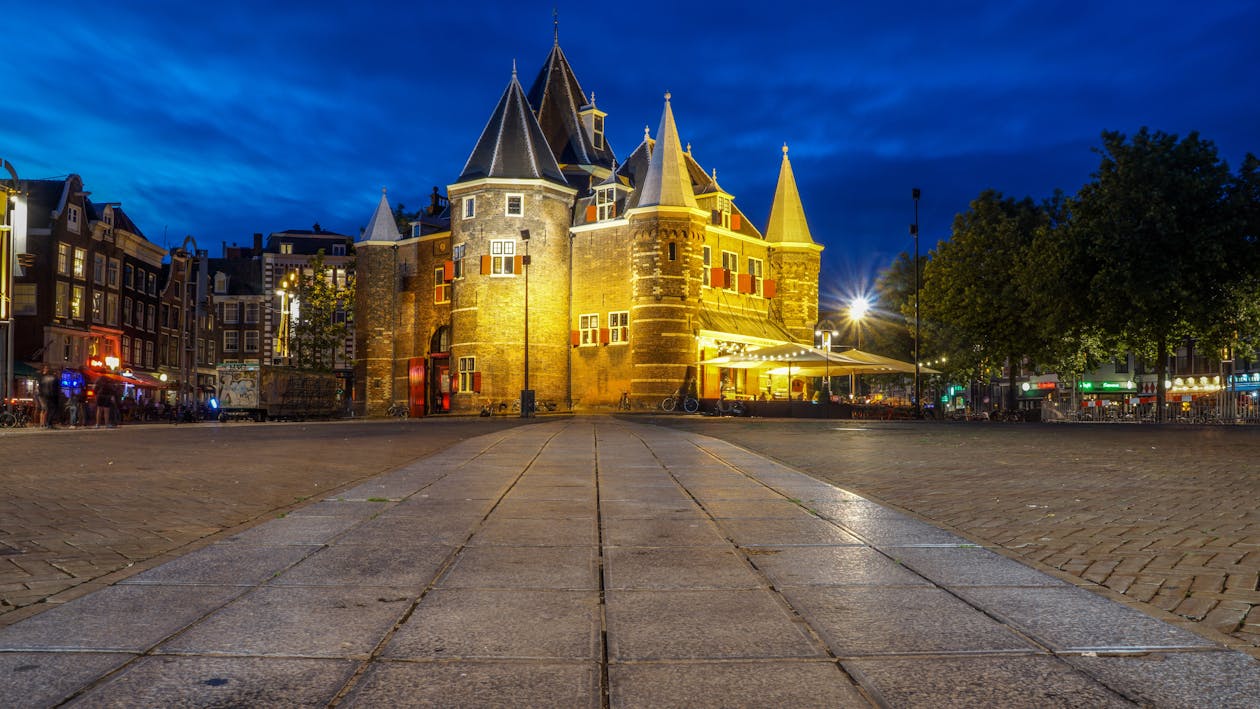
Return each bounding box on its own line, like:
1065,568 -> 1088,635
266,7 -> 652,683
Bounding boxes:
2,0 -> 1255,290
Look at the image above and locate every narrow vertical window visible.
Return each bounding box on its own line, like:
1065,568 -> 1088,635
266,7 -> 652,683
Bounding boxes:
668,242 -> 677,261
463,197 -> 476,219
505,193 -> 524,217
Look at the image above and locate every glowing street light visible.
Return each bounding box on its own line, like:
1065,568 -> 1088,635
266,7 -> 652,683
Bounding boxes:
847,296 -> 871,400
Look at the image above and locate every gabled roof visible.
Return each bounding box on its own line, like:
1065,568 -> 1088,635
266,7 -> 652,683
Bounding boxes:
359,188 -> 401,242
457,68 -> 567,186
526,43 -> 616,170
636,93 -> 698,209
765,144 -> 816,245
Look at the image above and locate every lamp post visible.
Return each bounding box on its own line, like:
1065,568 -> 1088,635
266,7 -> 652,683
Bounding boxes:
519,229 -> 533,418
848,296 -> 869,400
912,188 -> 921,417
275,271 -> 298,366
814,318 -> 838,411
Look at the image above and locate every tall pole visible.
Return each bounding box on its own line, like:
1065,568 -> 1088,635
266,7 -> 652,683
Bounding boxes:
520,229 -> 531,418
1,159 -> 20,404
912,187 -> 921,418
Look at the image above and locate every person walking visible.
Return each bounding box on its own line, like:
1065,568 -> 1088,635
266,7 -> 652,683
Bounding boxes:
37,366 -> 60,429
94,378 -> 118,429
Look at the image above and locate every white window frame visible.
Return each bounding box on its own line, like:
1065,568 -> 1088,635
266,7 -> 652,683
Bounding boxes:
124,263 -> 134,289
224,330 -> 239,352
596,187 -> 616,221
68,205 -> 81,233
716,195 -> 731,229
434,266 -> 450,304
147,273 -> 156,296
147,304 -> 156,332
245,302 -> 259,324
490,239 -> 515,276
244,330 -> 259,352
107,258 -> 120,288
608,311 -> 629,344
593,114 -> 605,150
123,296 -> 133,325
458,356 -> 476,392
93,254 -> 106,284
73,248 -> 87,280
721,250 -> 738,290
331,243 -> 346,256
145,340 -> 154,368
579,313 -> 599,346
463,196 -> 475,219
505,193 -> 524,217
57,242 -> 70,275
71,285 -> 85,320
453,243 -> 466,279
747,257 -> 765,297
222,301 -> 239,324
91,290 -> 104,322
107,293 -> 118,326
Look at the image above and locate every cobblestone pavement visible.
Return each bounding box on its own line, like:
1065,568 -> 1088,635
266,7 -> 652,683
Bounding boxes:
0,418 -> 530,626
643,417 -> 1260,659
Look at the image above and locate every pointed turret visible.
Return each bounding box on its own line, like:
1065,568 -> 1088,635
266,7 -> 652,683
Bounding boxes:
637,93 -> 698,210
458,69 -> 567,185
358,188 -> 401,242
527,43 -> 616,170
765,144 -> 816,244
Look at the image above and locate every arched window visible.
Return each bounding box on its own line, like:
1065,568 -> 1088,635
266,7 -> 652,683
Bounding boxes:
430,326 -> 451,354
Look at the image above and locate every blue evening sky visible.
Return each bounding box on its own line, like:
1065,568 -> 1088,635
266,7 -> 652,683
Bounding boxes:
3,1 -> 1256,308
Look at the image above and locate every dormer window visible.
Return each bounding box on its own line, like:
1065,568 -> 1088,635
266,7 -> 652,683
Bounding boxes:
68,205 -> 81,234
592,114 -> 605,150
104,208 -> 114,227
214,272 -> 228,294
715,196 -> 731,230
280,242 -> 293,255
332,244 -> 346,256
596,187 -> 616,221
411,224 -> 422,238
505,193 -> 524,217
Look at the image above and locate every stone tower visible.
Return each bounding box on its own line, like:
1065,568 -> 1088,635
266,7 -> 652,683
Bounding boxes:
447,68 -> 577,413
764,144 -> 822,343
352,189 -> 404,416
626,94 -> 709,402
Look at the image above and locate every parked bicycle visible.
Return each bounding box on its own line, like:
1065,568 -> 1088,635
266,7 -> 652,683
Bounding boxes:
386,402 -> 409,418
0,401 -> 33,428
714,396 -> 747,417
660,391 -> 700,413
617,391 -> 632,411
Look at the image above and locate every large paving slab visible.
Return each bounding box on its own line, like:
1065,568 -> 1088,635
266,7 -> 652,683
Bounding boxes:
0,417 -> 1257,706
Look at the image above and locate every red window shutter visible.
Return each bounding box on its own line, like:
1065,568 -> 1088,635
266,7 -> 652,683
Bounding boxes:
571,330 -> 580,347
709,267 -> 726,288
600,327 -> 610,345
731,213 -> 742,231
586,204 -> 597,222
513,254 -> 524,274
472,371 -> 482,393
763,279 -> 777,299
480,254 -> 491,275
443,260 -> 454,281
738,273 -> 753,294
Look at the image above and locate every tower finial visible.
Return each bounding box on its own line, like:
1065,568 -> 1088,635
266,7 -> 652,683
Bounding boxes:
782,142 -> 789,158
644,125 -> 651,142
664,90 -> 672,102
512,58 -> 517,78
553,7 -> 559,45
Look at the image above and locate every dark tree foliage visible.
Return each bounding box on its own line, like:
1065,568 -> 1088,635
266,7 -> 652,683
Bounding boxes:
920,190 -> 1050,409
1072,129 -> 1239,419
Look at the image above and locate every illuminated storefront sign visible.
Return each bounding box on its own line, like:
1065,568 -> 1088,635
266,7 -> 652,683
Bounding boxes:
1078,380 -> 1136,393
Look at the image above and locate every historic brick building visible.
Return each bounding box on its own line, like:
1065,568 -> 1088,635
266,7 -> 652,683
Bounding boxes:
354,40 -> 821,416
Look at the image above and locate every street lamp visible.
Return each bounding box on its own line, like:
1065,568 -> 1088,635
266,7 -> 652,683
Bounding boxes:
1,158 -> 25,404
912,187 -> 921,417
847,296 -> 870,400
814,319 -> 838,408
519,228 -> 533,418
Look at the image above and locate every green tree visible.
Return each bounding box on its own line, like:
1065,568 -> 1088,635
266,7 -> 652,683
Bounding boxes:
290,250 -> 355,371
920,190 -> 1051,410
1072,129 -> 1238,420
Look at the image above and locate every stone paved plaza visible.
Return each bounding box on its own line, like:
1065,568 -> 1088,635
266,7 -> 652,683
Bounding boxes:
650,417 -> 1260,659
0,417 -> 1257,706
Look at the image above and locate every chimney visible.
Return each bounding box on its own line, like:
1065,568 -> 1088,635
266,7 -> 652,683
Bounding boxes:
253,232 -> 263,254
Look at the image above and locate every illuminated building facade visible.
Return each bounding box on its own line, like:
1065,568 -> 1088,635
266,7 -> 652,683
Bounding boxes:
354,40 -> 822,415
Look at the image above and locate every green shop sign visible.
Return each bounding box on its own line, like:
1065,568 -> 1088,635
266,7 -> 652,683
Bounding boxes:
1078,380 -> 1136,393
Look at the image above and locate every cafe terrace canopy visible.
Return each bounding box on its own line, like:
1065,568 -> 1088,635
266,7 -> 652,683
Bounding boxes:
698,343 -> 938,376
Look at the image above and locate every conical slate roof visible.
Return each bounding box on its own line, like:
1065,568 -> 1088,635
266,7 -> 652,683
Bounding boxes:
458,69 -> 567,185
765,144 -> 816,244
526,43 -> 616,169
359,188 -> 401,242
637,93 -> 698,209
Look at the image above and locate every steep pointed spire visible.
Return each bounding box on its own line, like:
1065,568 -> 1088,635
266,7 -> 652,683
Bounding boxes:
359,188 -> 401,242
458,70 -> 567,185
765,144 -> 816,244
637,92 -> 698,209
526,42 -> 616,169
